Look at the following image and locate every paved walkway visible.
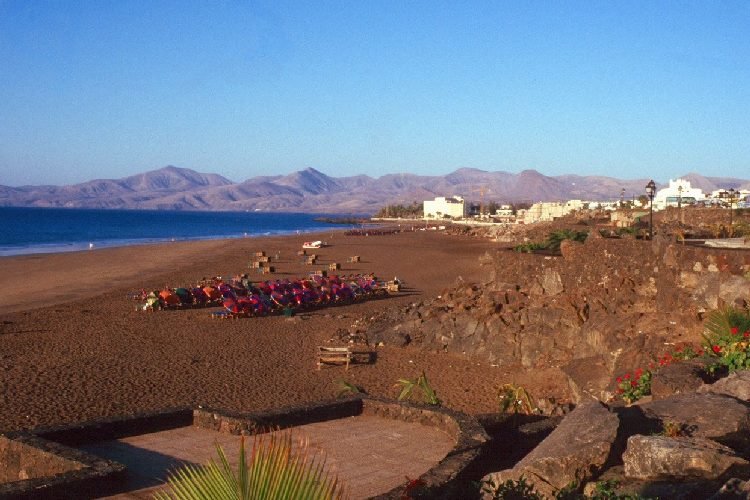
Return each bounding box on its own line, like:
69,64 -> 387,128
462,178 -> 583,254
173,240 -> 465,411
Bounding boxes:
80,415 -> 455,499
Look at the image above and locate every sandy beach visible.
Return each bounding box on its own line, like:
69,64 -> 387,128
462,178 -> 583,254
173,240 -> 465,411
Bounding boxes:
0,230 -> 567,433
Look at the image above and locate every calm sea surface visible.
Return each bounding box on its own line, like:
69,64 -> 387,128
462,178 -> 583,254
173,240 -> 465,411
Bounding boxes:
0,207 -> 360,257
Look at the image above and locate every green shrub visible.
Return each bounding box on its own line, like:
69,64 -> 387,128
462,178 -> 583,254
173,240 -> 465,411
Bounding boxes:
702,306 -> 750,375
395,371 -> 441,405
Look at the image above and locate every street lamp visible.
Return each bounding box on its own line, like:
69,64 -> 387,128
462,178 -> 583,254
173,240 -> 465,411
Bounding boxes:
646,180 -> 656,240
677,184 -> 683,224
728,188 -> 737,233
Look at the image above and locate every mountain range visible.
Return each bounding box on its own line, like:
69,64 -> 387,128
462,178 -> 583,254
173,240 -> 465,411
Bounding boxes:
1,166 -> 748,214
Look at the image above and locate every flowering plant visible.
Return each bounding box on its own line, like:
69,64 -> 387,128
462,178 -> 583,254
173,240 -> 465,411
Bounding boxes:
702,306 -> 750,374
616,368 -> 652,405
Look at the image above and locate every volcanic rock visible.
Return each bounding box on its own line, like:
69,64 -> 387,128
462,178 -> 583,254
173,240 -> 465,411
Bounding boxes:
623,435 -> 749,481
481,402 -> 618,498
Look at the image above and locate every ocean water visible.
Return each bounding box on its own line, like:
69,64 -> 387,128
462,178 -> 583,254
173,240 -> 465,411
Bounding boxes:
0,207 -> 361,257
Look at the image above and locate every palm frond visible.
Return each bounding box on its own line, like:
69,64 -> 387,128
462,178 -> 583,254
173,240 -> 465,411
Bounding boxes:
156,429 -> 347,500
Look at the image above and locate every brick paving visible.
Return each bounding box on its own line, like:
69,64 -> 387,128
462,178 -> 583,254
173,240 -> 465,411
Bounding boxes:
80,415 -> 455,499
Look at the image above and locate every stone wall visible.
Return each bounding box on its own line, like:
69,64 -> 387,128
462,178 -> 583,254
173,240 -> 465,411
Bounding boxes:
0,435 -> 82,484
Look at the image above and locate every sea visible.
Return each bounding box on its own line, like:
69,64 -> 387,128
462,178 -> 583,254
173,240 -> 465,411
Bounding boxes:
0,207 -> 364,257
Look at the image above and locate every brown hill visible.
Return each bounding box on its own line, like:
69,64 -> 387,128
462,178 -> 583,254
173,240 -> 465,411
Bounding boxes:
0,165 -> 747,214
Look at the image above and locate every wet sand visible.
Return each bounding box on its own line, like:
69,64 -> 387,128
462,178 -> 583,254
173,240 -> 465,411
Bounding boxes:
0,230 -> 567,432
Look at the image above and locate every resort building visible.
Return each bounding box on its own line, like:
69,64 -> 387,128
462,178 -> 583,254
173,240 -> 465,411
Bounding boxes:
653,179 -> 705,210
521,200 -> 584,224
423,196 -> 466,219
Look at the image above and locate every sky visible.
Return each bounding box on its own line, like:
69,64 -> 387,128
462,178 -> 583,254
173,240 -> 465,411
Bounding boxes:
1,1 -> 749,186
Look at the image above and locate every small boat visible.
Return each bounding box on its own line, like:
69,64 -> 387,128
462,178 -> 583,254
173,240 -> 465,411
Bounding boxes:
302,240 -> 324,249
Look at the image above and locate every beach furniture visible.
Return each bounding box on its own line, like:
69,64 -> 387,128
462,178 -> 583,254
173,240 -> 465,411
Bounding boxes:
329,263 -> 341,271
348,255 -> 360,263
254,251 -> 266,257
317,346 -> 351,370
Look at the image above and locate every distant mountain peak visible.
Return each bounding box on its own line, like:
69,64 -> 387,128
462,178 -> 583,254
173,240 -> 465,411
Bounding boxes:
2,166 -> 747,213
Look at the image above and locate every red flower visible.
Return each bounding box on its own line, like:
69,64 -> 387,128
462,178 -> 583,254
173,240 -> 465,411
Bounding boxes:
744,331 -> 750,338
624,373 -> 631,380
731,327 -> 739,335
616,376 -> 622,383
634,368 -> 643,378
617,388 -> 624,394
631,381 -> 638,387
648,362 -> 655,369
712,345 -> 721,354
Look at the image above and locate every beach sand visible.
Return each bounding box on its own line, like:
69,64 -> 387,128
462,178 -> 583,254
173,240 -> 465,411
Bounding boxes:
0,230 -> 568,432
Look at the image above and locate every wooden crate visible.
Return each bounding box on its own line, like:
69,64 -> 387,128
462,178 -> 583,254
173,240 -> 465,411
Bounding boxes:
317,346 -> 351,370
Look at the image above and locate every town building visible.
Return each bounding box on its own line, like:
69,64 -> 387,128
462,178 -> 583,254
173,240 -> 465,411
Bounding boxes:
423,196 -> 466,219
521,200 -> 584,224
653,179 -> 705,209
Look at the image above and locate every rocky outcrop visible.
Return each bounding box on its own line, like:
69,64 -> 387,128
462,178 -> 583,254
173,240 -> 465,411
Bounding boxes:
364,237 -> 750,403
622,435 -> 749,481
480,387 -> 750,498
481,402 -> 618,498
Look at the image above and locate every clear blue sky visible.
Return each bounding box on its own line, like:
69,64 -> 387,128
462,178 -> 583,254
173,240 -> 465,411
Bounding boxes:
1,1 -> 748,186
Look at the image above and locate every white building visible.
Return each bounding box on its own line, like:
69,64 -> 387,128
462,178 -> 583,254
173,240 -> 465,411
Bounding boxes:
653,179 -> 705,210
521,200 -> 584,224
423,196 -> 465,219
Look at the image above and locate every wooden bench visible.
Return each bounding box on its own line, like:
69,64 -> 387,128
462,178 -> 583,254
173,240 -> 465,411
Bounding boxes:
317,346 -> 351,370
348,255 -> 360,263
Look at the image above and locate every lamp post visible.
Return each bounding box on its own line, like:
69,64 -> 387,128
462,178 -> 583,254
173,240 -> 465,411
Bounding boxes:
728,188 -> 737,234
677,185 -> 683,224
646,180 -> 656,240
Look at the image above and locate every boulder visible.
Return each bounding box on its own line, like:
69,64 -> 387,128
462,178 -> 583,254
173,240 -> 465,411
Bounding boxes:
561,356 -> 612,403
641,393 -> 750,453
623,435 -> 749,481
710,478 -> 750,499
650,360 -> 707,400
698,371 -> 750,402
482,402 -> 618,498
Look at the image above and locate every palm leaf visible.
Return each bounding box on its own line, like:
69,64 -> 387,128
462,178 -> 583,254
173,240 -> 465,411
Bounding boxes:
155,429 -> 346,500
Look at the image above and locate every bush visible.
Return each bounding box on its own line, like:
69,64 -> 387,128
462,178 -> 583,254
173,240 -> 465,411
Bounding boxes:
703,306 -> 750,375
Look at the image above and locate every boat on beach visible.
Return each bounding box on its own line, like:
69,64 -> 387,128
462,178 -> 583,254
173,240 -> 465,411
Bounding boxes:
302,240 -> 325,249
